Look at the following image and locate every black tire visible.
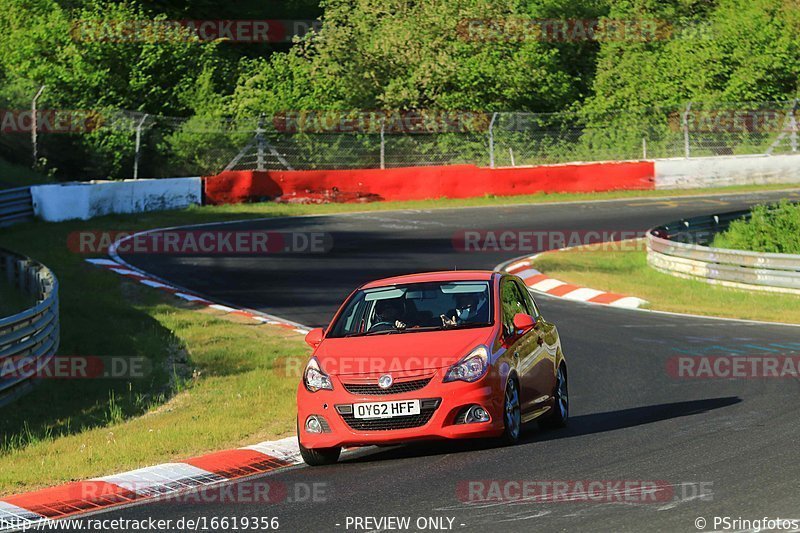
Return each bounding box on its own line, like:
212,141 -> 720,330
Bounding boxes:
541,364 -> 568,429
500,376 -> 522,445
297,422 -> 341,466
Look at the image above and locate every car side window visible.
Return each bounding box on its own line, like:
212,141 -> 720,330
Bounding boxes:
501,279 -> 528,337
330,296 -> 367,336
515,280 -> 539,318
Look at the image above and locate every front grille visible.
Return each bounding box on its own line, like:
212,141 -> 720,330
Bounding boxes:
337,399 -> 440,431
343,377 -> 431,396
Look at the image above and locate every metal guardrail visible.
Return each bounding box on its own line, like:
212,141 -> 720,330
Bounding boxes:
647,207 -> 800,293
0,248 -> 59,407
0,187 -> 35,227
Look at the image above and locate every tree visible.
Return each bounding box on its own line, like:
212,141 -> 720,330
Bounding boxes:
226,0 -> 581,116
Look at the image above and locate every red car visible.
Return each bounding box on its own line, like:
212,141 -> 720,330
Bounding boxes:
296,270 -> 568,466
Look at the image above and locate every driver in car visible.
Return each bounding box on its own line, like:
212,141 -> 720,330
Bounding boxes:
373,298 -> 407,330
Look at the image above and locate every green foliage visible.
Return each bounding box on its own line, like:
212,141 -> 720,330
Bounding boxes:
226,0 -> 582,115
713,200 -> 800,254
584,0 -> 800,117
0,0 -> 236,177
2,0 -> 800,178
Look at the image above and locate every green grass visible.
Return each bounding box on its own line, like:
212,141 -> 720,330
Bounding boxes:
0,214 -> 311,495
0,182 -> 798,495
0,158 -> 55,190
534,244 -> 800,324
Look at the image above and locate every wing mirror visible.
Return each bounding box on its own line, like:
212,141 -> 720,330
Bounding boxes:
513,313 -> 537,332
305,328 -> 325,349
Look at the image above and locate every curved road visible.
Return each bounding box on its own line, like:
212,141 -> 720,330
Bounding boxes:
100,190 -> 800,531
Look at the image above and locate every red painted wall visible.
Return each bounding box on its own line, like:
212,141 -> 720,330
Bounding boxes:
204,162 -> 655,204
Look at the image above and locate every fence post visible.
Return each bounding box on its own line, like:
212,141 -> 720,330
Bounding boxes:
642,136 -> 647,159
488,112 -> 498,168
31,85 -> 46,168
682,102 -> 692,158
789,98 -> 797,152
256,114 -> 266,171
133,113 -> 148,180
766,99 -> 798,155
380,122 -> 385,170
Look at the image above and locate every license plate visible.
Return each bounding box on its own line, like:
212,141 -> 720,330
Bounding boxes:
353,400 -> 421,419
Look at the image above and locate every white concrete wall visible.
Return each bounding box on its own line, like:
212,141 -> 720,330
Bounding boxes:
655,154 -> 800,189
31,178 -> 202,222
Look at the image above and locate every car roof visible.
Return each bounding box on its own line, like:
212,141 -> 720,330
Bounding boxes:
360,270 -> 498,289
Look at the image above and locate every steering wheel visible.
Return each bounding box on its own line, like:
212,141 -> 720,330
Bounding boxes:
368,321 -> 395,332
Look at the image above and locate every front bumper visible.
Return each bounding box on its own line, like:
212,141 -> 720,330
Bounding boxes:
297,369 -> 505,449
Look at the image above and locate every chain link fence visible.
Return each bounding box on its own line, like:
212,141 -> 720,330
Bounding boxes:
3,100 -> 798,179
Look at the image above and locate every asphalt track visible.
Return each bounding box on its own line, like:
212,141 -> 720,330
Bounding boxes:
88,190 -> 800,532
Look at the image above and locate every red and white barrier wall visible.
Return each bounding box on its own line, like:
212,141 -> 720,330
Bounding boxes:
205,154 -> 800,204
23,154 -> 800,221
204,162 -> 655,204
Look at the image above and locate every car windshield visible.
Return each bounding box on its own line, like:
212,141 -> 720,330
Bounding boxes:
327,280 -> 493,338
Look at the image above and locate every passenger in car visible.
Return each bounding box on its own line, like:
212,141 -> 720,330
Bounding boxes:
447,292 -> 489,325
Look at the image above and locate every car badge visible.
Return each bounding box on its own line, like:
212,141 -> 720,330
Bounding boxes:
378,374 -> 393,389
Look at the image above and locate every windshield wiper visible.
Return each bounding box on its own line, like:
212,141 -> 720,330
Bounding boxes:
400,325 -> 445,333
443,322 -> 492,330
363,329 -> 404,336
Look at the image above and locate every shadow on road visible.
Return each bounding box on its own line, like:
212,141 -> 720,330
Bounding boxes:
341,396 -> 741,464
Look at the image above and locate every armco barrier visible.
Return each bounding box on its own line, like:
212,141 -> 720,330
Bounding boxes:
646,208 -> 800,294
204,162 -> 655,204
0,248 -> 60,407
0,187 -> 34,228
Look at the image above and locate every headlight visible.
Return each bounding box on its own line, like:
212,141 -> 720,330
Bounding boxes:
304,357 -> 333,392
444,345 -> 489,383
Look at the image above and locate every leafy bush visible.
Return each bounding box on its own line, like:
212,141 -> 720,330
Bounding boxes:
713,200 -> 800,254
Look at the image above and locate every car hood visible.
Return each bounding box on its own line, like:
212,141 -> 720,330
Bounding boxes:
314,327 -> 495,377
